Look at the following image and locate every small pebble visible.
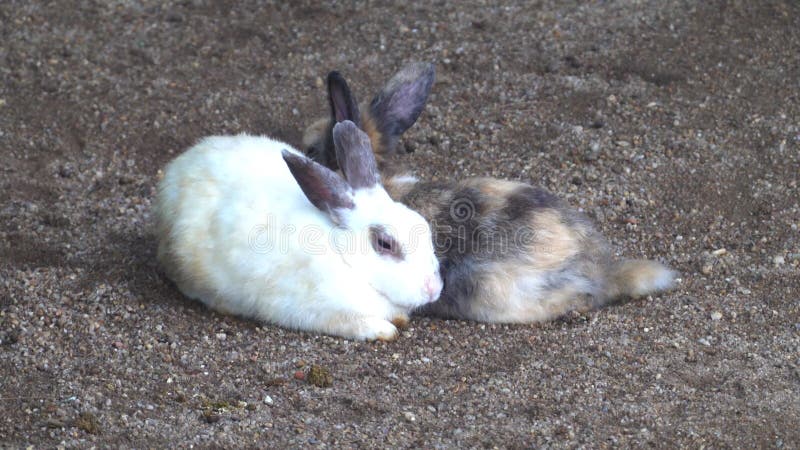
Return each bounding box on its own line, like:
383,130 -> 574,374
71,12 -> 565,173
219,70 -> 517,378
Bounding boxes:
165,11 -> 184,23
264,395 -> 274,406
45,418 -> 66,429
710,312 -> 722,321
773,255 -> 785,266
403,411 -> 416,422
58,164 -> 75,178
202,411 -> 220,424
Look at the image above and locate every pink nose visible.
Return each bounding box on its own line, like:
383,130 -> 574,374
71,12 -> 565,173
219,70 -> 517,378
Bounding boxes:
424,274 -> 443,302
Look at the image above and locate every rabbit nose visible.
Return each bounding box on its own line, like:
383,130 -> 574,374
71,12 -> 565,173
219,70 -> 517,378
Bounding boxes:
424,274 -> 443,302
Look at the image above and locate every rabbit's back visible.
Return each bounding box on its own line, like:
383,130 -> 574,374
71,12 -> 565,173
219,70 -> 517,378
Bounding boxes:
155,135 -> 334,316
403,178 -> 619,322
162,135 -> 304,198
402,177 -> 673,322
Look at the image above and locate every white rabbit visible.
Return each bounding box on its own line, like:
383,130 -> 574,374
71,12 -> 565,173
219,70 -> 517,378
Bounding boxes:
155,120 -> 442,340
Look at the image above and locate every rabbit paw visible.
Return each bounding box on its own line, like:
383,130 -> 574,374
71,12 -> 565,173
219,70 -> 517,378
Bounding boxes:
362,317 -> 399,342
390,314 -> 410,329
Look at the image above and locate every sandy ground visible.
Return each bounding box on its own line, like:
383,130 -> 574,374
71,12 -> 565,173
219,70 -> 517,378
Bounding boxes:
1,0 -> 799,447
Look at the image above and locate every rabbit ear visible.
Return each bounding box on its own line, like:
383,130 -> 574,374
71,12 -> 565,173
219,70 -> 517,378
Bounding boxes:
332,120 -> 380,189
281,150 -> 354,222
302,71 -> 360,172
367,62 -> 435,153
327,71 -> 361,125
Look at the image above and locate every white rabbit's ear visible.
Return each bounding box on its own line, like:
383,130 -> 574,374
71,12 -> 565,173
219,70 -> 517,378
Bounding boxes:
327,71 -> 361,125
282,150 -> 354,222
368,62 -> 435,153
332,121 -> 380,190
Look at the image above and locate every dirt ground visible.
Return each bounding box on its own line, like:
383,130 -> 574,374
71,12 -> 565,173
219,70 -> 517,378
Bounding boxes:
1,0 -> 799,447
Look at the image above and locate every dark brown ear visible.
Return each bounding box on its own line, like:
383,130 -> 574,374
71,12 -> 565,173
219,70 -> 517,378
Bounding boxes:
305,71 -> 362,172
281,149 -> 354,222
332,121 -> 380,190
328,71 -> 361,126
367,62 -> 435,154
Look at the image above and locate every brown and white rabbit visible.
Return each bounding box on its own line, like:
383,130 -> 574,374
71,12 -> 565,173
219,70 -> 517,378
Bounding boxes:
155,120 -> 442,340
303,62 -> 675,323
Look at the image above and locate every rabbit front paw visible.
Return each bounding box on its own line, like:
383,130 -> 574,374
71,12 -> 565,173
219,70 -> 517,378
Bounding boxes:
390,314 -> 410,329
361,317 -> 399,342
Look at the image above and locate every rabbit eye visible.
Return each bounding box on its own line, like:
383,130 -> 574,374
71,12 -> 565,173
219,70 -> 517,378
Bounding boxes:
370,226 -> 403,260
378,238 -> 393,251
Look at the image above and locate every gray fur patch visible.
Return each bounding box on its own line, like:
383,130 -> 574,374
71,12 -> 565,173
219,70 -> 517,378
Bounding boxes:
503,186 -> 562,219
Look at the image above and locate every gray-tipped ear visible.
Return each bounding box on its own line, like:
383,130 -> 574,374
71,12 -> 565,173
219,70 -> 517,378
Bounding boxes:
332,121 -> 380,190
328,71 -> 361,126
281,149 -> 354,222
368,62 -> 435,153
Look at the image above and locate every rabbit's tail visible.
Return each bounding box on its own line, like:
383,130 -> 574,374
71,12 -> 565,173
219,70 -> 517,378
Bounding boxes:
606,259 -> 676,300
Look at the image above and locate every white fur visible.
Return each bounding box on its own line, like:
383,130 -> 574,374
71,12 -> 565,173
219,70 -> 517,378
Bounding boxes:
389,174 -> 419,185
627,263 -> 676,297
155,134 -> 441,340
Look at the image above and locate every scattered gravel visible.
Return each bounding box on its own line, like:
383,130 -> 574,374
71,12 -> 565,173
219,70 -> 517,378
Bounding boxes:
1,0 -> 799,448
